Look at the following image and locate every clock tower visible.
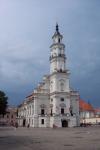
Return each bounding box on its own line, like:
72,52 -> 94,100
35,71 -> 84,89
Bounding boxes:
49,24 -> 72,127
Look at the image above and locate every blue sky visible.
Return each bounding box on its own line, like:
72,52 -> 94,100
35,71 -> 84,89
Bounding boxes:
0,0 -> 100,107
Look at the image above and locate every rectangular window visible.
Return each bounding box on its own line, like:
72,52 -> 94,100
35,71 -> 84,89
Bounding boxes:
41,119 -> 44,124
51,109 -> 53,116
41,109 -> 45,115
51,99 -> 53,102
61,108 -> 64,114
61,98 -> 64,101
32,119 -> 33,125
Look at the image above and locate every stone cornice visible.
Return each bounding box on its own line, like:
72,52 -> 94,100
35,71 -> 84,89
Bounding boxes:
49,71 -> 67,77
50,91 -> 70,96
50,43 -> 65,49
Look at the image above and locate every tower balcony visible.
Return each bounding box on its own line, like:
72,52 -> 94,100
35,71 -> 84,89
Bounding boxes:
49,54 -> 66,61
50,69 -> 67,74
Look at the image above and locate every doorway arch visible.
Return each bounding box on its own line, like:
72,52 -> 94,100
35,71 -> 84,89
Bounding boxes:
62,120 -> 68,127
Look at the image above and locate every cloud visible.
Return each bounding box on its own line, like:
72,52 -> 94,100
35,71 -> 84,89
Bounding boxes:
0,0 -> 100,107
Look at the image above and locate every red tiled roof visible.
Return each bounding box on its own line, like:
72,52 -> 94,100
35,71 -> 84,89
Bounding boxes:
79,99 -> 94,111
94,108 -> 100,113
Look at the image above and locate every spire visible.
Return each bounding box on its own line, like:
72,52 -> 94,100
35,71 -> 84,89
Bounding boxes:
56,23 -> 59,33
52,23 -> 63,39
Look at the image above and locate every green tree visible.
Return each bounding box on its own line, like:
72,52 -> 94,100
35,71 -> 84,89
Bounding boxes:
0,91 -> 8,116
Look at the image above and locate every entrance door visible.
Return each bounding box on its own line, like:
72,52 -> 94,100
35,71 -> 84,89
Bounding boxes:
23,119 -> 26,127
62,120 -> 68,127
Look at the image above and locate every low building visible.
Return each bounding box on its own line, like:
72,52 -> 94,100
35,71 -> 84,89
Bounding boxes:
94,108 -> 100,118
79,99 -> 94,122
0,106 -> 17,126
79,100 -> 100,125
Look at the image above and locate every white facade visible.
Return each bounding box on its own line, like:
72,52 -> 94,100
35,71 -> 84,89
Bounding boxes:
18,24 -> 80,128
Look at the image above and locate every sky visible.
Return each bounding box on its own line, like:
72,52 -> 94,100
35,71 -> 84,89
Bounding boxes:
0,0 -> 100,107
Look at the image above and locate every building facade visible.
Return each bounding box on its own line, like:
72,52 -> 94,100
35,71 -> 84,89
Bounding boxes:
18,24 -> 80,128
79,99 -> 94,121
79,99 -> 100,125
0,106 -> 17,126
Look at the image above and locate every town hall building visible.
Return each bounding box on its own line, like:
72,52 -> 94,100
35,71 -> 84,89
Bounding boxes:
18,24 -> 80,128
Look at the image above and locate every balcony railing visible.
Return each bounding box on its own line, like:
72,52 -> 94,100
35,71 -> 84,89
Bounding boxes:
49,54 -> 66,60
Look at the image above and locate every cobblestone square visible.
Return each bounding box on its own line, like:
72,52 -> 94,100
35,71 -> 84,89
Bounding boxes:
0,126 -> 100,150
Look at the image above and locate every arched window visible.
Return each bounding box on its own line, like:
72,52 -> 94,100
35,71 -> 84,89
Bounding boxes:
59,79 -> 65,91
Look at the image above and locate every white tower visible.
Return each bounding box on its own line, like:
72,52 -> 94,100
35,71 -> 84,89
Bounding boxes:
49,24 -> 71,127
50,24 -> 66,74
50,24 -> 70,92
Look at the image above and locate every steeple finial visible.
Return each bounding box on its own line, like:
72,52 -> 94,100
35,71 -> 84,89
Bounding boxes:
52,23 -> 63,39
56,23 -> 59,32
